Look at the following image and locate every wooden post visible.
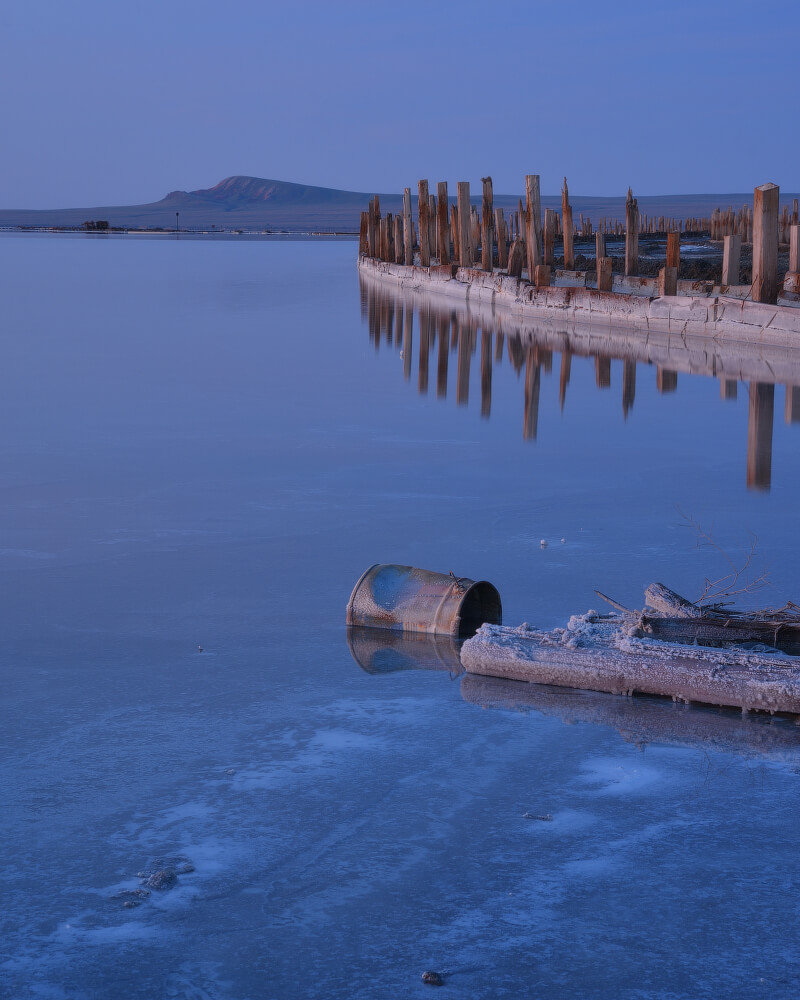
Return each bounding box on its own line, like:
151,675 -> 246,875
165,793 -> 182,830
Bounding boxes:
597,256 -> 613,292
721,234 -> 742,286
561,177 -> 574,270
457,183 -> 471,269
506,238 -> 525,278
428,194 -> 437,258
666,231 -> 680,272
543,209 -> 555,266
525,175 -> 542,279
368,197 -> 377,258
790,224 -> 800,274
658,266 -> 678,296
418,180 -> 430,266
595,230 -> 605,261
358,211 -> 369,256
495,207 -> 508,268
747,382 -> 774,490
534,264 -> 551,288
403,188 -> 413,265
625,188 -> 639,276
437,182 -> 450,265
481,176 -> 494,272
752,182 -> 779,304
394,214 -> 403,264
450,204 -> 459,262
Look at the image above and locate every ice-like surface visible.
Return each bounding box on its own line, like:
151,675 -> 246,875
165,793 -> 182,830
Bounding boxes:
1,234 -> 800,999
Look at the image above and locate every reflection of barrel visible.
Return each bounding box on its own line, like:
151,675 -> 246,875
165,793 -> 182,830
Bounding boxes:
347,626 -> 463,674
346,564 -> 502,637
460,674 -> 800,758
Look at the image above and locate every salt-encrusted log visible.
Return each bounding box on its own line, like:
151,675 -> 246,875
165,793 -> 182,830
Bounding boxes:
666,231 -> 680,271
481,176 -> 494,273
495,207 -> 508,268
722,234 -> 742,285
625,189 -> 639,276
561,177 -> 574,270
403,188 -> 413,265
790,224 -> 800,274
752,182 -> 779,304
645,583 -> 700,617
461,620 -> 800,713
418,180 -> 431,267
437,182 -> 450,265
507,237 -> 525,278
641,614 -> 800,651
457,182 -> 471,268
525,175 -> 542,279
597,256 -> 612,291
658,266 -> 678,296
358,211 -> 369,256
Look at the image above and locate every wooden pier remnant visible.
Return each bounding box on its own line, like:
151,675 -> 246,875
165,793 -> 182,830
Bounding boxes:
752,182 -> 779,304
561,178 -> 574,270
418,180 -> 431,267
543,209 -> 555,267
625,188 -> 639,276
722,234 -> 742,286
790,224 -> 800,273
403,188 -> 413,265
457,182 -> 471,268
666,231 -> 680,272
658,266 -> 678,296
481,176 -> 494,273
495,207 -> 508,268
437,182 -> 450,265
597,256 -> 613,292
525,175 -> 542,280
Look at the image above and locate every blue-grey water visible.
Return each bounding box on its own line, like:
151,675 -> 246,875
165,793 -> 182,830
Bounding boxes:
2,233 -> 800,1000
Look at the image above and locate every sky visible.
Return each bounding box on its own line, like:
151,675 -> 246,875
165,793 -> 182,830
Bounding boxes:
1,0 -> 797,208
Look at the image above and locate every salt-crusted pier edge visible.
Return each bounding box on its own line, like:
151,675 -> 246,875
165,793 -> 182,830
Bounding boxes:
358,255 -> 800,349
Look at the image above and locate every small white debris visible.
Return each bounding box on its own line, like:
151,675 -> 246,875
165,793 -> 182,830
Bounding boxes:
560,538 -> 566,544
540,539 -> 547,548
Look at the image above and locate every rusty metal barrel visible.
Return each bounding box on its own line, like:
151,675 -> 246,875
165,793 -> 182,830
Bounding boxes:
346,564 -> 502,638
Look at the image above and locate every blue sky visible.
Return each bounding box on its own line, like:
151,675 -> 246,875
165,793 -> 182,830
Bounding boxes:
1,0 -> 796,207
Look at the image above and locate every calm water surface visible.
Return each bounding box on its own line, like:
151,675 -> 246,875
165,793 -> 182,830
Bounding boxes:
2,234 -> 799,999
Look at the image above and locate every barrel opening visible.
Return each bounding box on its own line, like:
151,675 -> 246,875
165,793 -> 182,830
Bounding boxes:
458,582 -> 502,637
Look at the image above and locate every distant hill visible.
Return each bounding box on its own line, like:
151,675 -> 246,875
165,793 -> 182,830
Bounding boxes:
0,175 -> 796,233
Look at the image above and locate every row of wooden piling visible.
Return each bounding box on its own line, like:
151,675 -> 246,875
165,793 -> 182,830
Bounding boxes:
359,178 -> 799,306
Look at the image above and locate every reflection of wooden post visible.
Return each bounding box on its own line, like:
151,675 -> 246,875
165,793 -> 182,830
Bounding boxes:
625,188 -> 639,276
622,359 -> 636,418
437,315 -> 449,398
481,177 -> 494,272
418,180 -> 430,266
402,308 -> 413,379
752,182 -> 779,304
747,382 -> 774,490
721,234 -> 742,286
481,329 -> 492,418
785,385 -> 800,423
395,303 -> 404,346
457,182 -> 471,269
720,378 -> 737,400
403,188 -> 413,265
525,175 -> 542,280
437,182 -> 450,265
523,349 -> 541,440
657,368 -> 677,393
595,356 -> 611,388
456,322 -> 471,405
562,177 -> 574,269
559,350 -> 571,411
418,306 -> 430,393
495,331 -> 504,361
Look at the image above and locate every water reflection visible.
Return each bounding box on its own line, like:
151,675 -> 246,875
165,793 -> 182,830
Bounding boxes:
360,272 -> 800,492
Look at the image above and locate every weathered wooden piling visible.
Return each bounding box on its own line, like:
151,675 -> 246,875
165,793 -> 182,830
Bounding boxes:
543,209 -> 555,267
393,215 -> 403,264
561,178 -> 574,270
418,180 -> 431,267
457,182 -> 471,268
625,188 -> 639,276
450,204 -> 459,262
752,182 -> 779,304
534,265 -> 551,288
495,207 -> 508,268
666,232 -> 680,272
481,177 -> 494,272
507,238 -> 525,278
597,256 -> 613,292
595,230 -> 606,261
437,182 -> 450,265
428,194 -> 437,258
403,188 -> 413,265
658,266 -> 678,297
721,234 -> 742,286
525,175 -> 542,279
359,211 -> 369,256
790,224 -> 800,274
